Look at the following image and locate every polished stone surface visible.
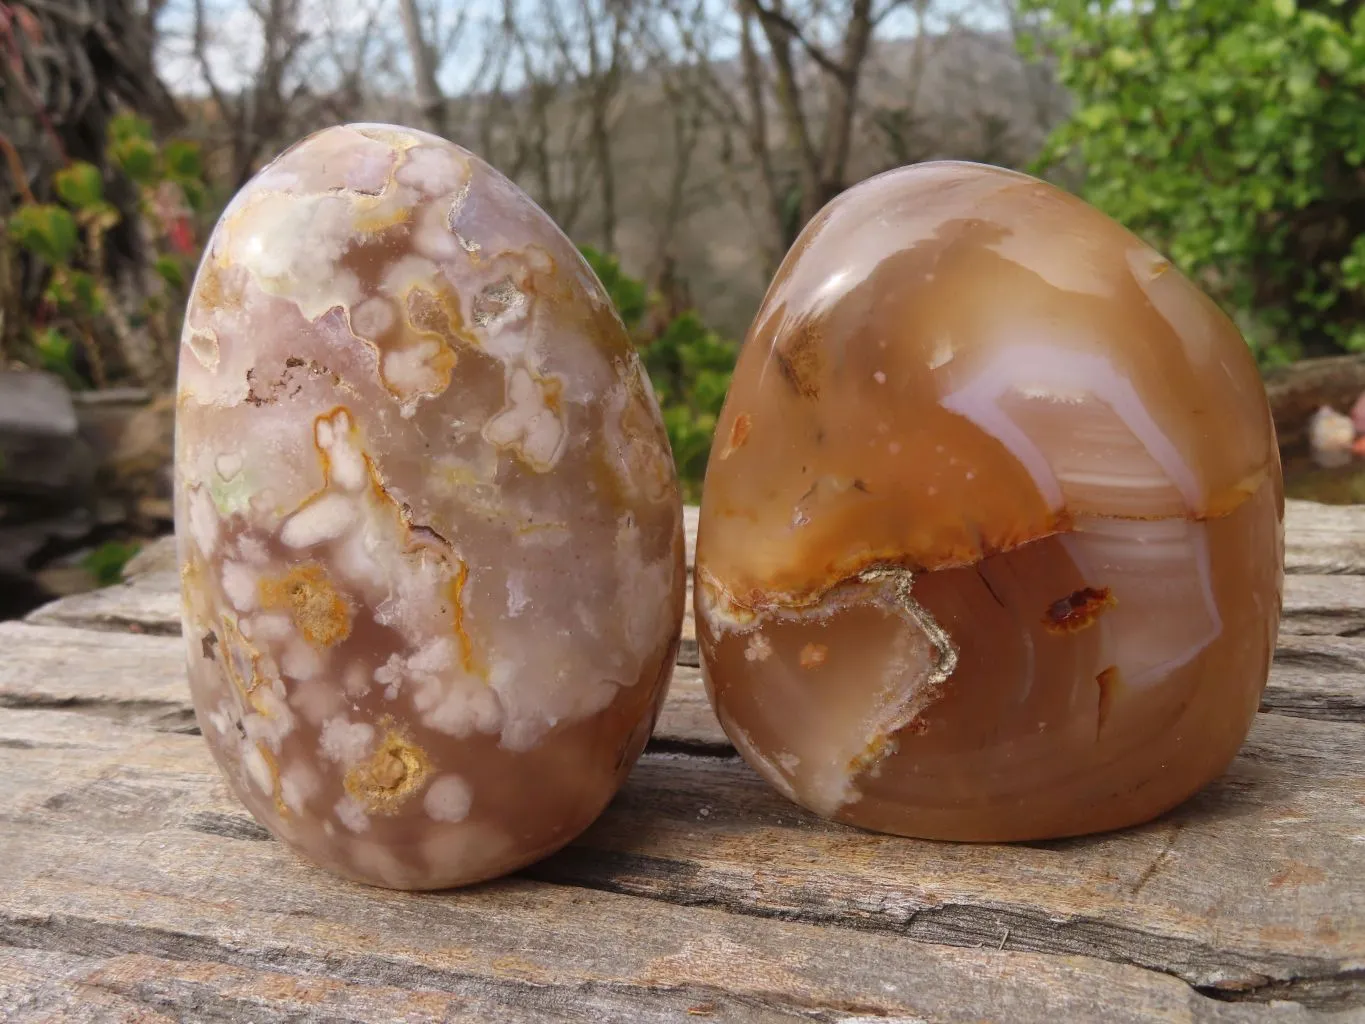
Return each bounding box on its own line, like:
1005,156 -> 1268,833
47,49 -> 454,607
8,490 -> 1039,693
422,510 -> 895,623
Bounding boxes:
696,162 -> 1284,841
175,124 -> 684,888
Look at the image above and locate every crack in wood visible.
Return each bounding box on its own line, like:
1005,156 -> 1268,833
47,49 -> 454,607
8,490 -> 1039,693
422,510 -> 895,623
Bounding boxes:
1259,693 -> 1365,723
182,811 -> 273,843
644,737 -> 741,760
0,692 -> 197,733
5,503 -> 1364,1018
0,916 -> 931,1024
1130,820 -> 1186,897
527,848 -> 1364,1011
1196,968 -> 1365,1011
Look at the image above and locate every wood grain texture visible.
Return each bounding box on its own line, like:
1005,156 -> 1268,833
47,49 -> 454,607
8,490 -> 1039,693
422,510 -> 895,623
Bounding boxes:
531,718 -> 1365,1003
1279,575 -> 1365,637
0,710 -> 1299,1024
25,570 -> 180,636
1265,636 -> 1365,722
0,624 -> 1362,1012
5,500 -> 1365,1019
1285,500 -> 1365,576
0,623 -> 195,734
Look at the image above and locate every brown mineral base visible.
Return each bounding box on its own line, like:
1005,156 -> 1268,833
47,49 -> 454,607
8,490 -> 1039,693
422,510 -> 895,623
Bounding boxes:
699,475 -> 1279,842
695,160 -> 1284,842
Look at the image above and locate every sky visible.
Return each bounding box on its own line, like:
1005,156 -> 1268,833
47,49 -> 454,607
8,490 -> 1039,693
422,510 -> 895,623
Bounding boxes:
154,0 -> 1009,98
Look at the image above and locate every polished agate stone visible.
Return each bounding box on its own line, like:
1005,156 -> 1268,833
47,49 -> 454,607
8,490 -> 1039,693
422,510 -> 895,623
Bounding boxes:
174,124 -> 684,888
696,162 -> 1283,841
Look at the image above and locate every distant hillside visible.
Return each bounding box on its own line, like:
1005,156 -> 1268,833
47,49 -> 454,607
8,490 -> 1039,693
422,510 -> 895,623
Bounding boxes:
183,28 -> 1066,341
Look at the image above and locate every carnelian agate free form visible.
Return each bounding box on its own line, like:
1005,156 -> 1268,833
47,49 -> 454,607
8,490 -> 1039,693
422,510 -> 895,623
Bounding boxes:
174,124 -> 685,889
695,162 -> 1284,842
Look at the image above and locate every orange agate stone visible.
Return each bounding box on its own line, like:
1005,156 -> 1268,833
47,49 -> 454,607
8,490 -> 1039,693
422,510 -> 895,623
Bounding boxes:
695,162 -> 1284,841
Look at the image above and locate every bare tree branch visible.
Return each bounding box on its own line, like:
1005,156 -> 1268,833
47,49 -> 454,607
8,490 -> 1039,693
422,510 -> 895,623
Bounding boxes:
398,0 -> 450,138
749,0 -> 848,82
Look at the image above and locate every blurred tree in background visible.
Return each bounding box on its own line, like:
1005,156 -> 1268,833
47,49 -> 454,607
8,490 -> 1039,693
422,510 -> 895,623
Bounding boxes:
1022,0 -> 1365,365
5,0 -> 1365,503
4,0 -> 1062,496
1,0 -> 208,387
7,115 -> 207,388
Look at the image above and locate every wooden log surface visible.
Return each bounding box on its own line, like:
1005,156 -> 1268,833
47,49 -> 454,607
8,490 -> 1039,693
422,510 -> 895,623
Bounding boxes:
2,501 -> 1364,1021
1265,353 -> 1365,453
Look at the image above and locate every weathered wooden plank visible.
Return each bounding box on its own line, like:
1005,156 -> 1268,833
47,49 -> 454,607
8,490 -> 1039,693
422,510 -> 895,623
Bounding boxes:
0,946 -> 561,1024
535,712 -> 1365,1008
0,947 -> 177,1024
0,623 -> 195,735
681,575 -> 697,667
657,666 -> 726,750
1,624 -> 1363,1008
7,500 -> 1364,1016
0,711 -> 1293,1024
119,534 -> 177,578
1284,500 -> 1365,576
25,570 -> 181,636
1280,575 -> 1365,637
1266,636 -> 1365,722
685,503 -> 698,567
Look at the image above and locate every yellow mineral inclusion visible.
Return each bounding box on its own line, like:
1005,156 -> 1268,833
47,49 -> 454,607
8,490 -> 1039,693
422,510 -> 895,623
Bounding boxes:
258,741 -> 290,816
351,192 -> 412,235
259,563 -> 354,649
447,560 -> 480,677
344,724 -> 432,814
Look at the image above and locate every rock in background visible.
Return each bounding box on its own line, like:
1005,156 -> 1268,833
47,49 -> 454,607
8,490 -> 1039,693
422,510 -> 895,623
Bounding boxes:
0,370 -> 173,618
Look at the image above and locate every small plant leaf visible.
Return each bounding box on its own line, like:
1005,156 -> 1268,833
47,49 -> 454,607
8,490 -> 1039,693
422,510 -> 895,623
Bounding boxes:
163,140 -> 203,180
54,162 -> 105,210
8,205 -> 79,264
82,541 -> 143,587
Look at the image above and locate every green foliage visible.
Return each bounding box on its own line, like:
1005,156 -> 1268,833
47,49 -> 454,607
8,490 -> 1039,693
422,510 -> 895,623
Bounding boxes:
162,140 -> 202,181
1021,0 -> 1365,364
54,162 -> 104,209
34,328 -> 83,389
153,254 -> 186,290
46,269 -> 103,315
108,113 -> 159,185
580,246 -> 738,498
81,540 -> 141,587
645,311 -> 738,494
108,113 -> 153,144
109,137 -> 158,185
9,205 -> 78,264
5,114 -> 207,386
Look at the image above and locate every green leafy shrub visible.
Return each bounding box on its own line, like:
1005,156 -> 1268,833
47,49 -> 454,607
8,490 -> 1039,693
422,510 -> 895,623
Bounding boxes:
581,246 -> 738,499
5,114 -> 207,386
1021,0 -> 1365,364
